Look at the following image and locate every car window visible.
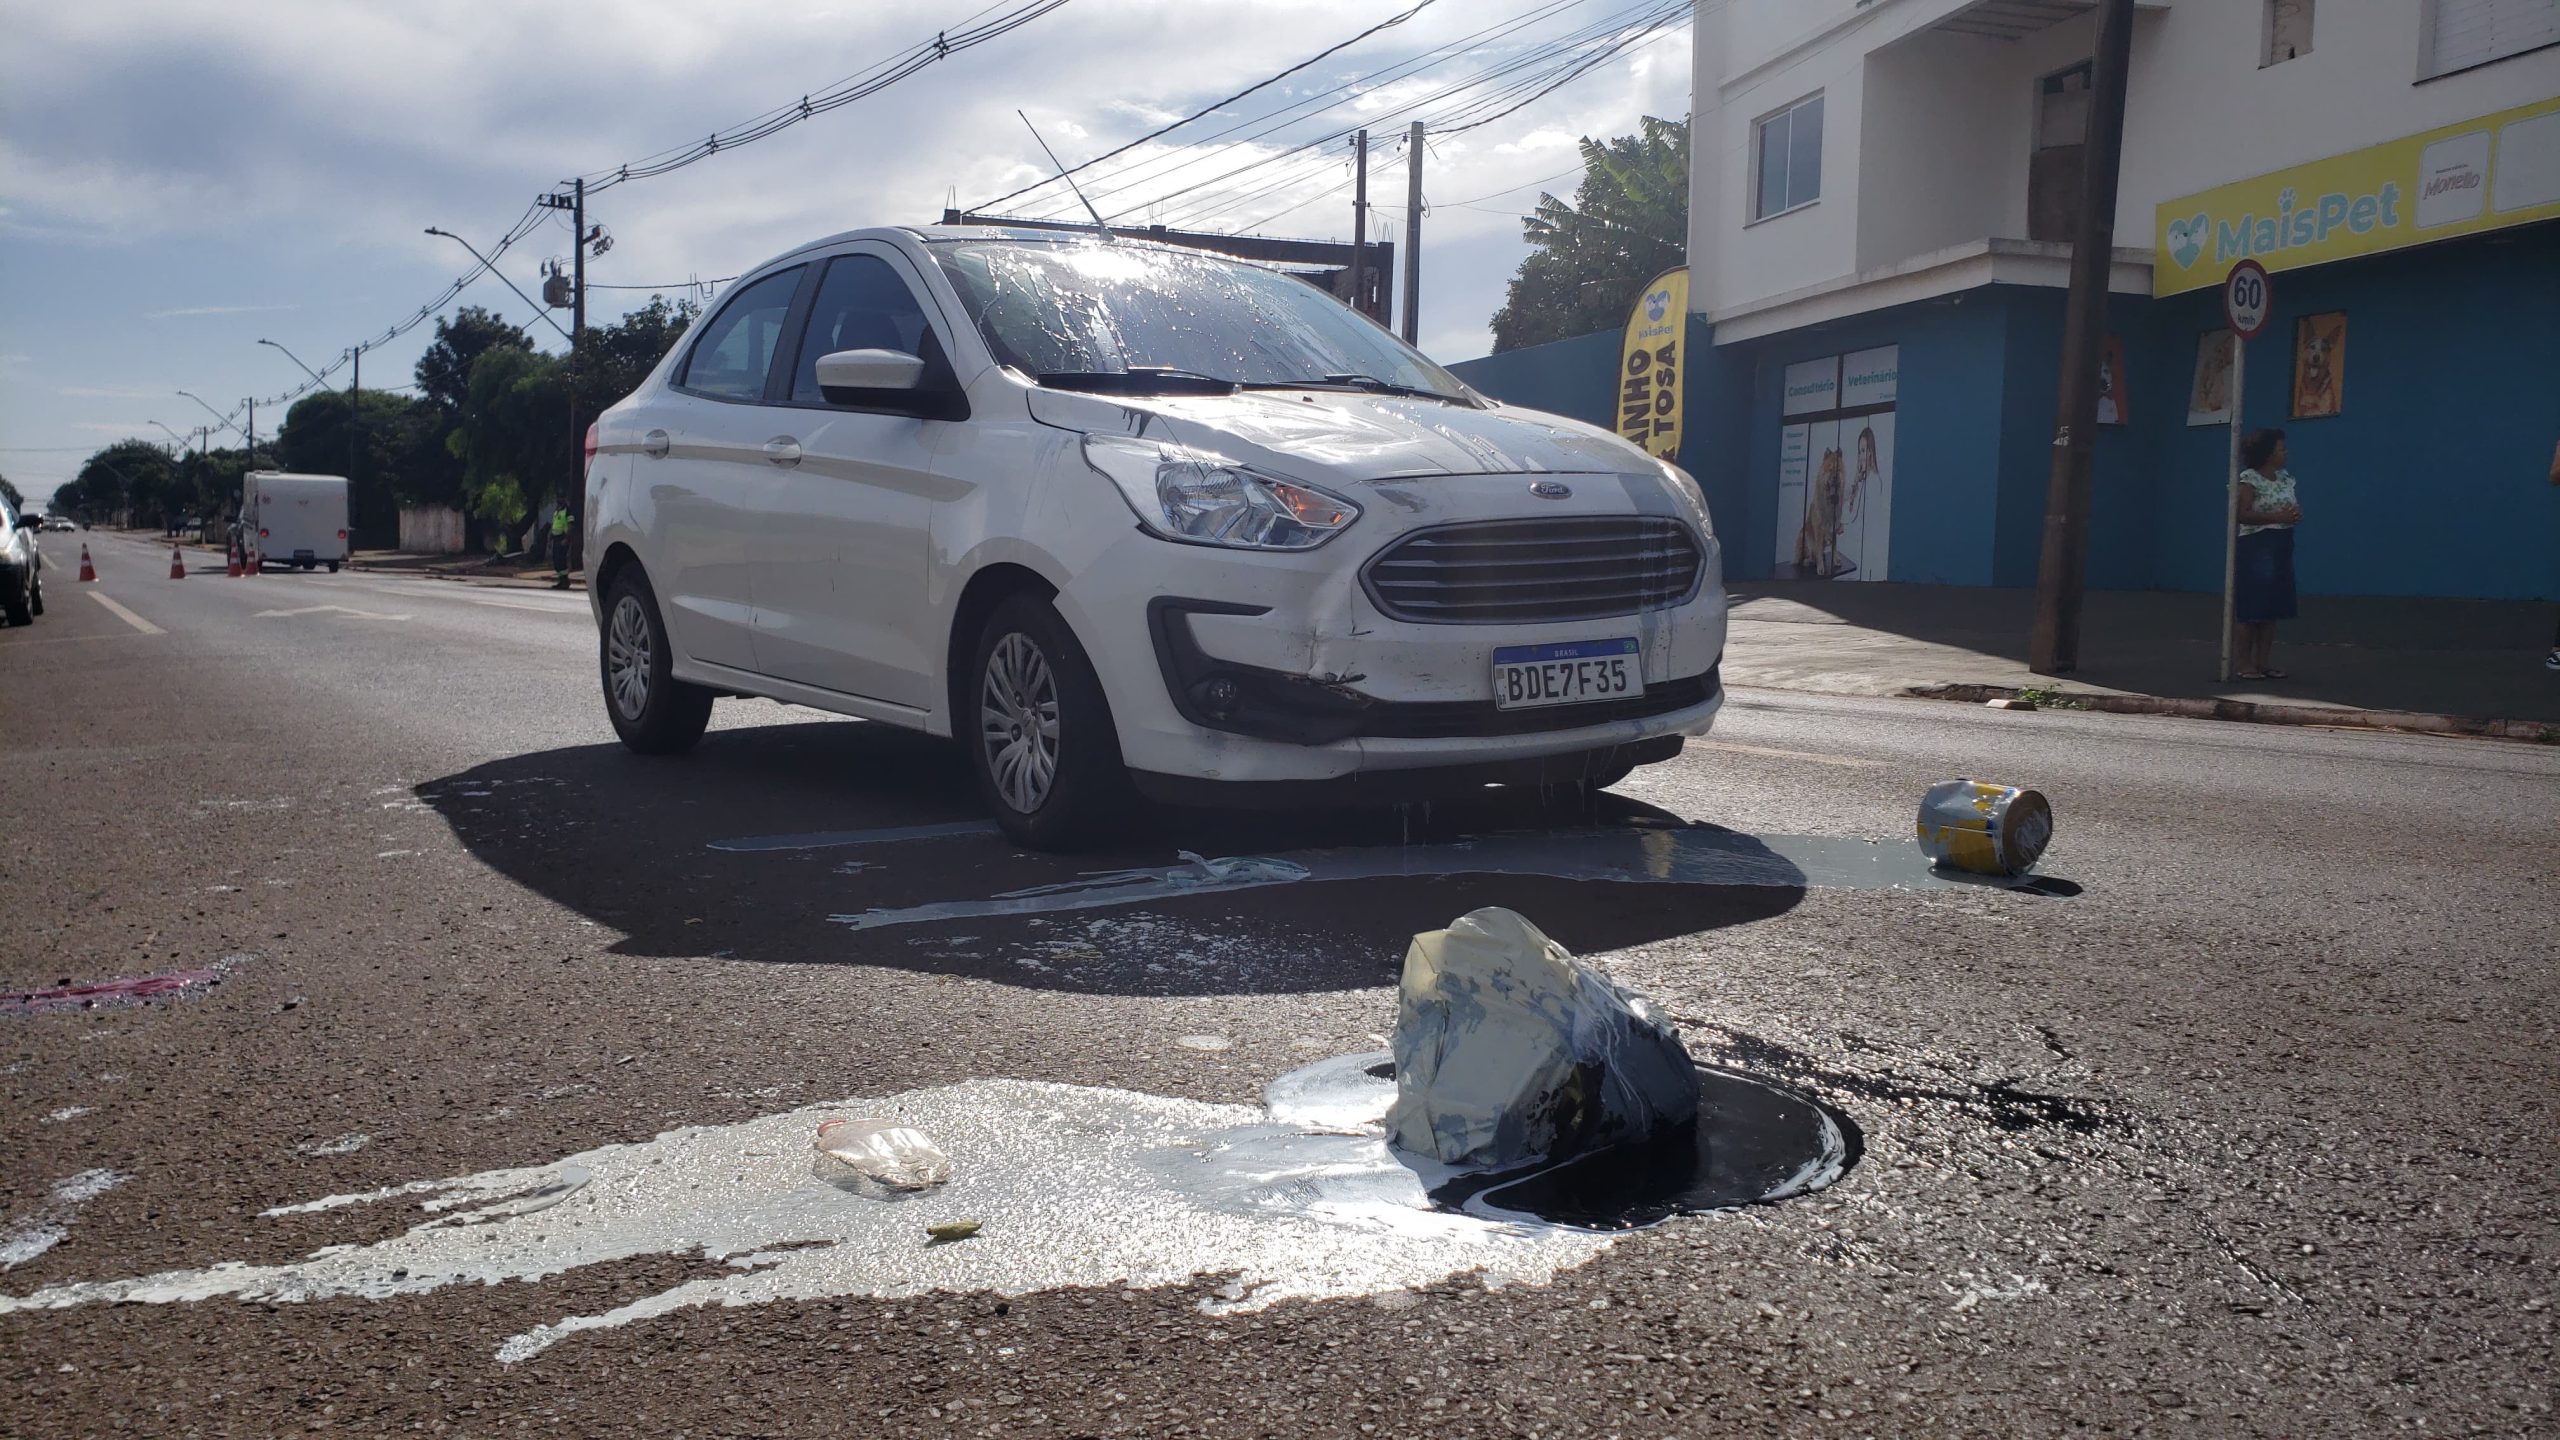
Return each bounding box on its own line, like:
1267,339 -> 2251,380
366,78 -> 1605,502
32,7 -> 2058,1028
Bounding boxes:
929,240 -> 1469,398
788,255 -> 939,405
679,266 -> 805,401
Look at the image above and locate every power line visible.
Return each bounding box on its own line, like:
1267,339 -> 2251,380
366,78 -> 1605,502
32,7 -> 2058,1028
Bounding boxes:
576,1 -> 1074,194
976,0 -> 1440,215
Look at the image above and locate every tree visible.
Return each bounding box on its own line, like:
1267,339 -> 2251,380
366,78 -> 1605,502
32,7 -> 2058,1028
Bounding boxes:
59,441 -> 183,526
450,347 -> 576,538
576,296 -> 698,411
0,474 -> 22,514
415,306 -> 534,418
1488,115 -> 1689,353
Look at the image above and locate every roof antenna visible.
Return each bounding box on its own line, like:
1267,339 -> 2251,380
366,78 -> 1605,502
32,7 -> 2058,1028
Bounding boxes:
1018,110 -> 1115,242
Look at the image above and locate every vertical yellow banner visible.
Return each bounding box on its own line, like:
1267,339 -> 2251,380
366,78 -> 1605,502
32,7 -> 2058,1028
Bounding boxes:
1616,266 -> 1688,461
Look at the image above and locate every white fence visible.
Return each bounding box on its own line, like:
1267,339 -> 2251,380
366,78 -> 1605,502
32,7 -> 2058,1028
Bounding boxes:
397,505 -> 467,554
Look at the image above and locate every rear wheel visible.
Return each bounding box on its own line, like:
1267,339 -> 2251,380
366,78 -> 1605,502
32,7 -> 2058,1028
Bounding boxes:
967,594 -> 1134,850
27,571 -> 43,617
601,568 -> 713,754
2,570 -> 31,626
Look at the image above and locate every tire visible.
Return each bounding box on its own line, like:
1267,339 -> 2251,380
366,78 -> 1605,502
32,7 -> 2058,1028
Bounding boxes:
600,568 -> 713,755
966,593 -> 1135,850
1,570 -> 29,626
326,562 -> 339,574
27,571 -> 43,617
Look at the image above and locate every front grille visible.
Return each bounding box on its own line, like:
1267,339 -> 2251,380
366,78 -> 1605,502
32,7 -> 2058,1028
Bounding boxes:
1362,516 -> 1705,625
1358,669 -> 1718,739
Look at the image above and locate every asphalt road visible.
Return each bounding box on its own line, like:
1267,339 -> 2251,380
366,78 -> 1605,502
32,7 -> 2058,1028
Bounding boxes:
5,530 -> 2555,1437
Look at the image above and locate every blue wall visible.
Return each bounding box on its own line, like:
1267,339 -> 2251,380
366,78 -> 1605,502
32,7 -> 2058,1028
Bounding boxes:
1450,220 -> 2560,601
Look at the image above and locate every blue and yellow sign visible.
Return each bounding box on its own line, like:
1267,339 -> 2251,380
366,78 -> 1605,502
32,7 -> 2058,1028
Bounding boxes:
2153,95 -> 2560,297
1615,266 -> 1688,461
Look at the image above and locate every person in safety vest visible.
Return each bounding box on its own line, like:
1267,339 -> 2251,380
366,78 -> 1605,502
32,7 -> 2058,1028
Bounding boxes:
550,504 -> 575,590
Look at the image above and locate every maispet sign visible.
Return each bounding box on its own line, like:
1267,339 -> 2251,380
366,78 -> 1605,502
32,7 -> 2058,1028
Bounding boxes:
2152,94 -> 2560,297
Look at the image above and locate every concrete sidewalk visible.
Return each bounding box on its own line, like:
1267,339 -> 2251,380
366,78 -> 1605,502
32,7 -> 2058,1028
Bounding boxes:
1721,581 -> 2560,734
346,549 -> 584,591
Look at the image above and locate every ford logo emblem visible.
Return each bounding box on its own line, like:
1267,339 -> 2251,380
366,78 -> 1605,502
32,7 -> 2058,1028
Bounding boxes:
1529,480 -> 1572,500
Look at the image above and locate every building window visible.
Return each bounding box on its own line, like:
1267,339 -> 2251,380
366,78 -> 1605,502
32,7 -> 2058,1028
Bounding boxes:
2420,0 -> 2560,80
2264,0 -> 2313,66
1753,94 -> 1824,221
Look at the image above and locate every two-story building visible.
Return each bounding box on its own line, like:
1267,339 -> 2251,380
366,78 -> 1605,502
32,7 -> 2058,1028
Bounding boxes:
1451,0 -> 2560,600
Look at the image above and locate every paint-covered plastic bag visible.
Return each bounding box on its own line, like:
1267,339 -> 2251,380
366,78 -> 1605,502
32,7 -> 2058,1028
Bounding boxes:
1384,907 -> 1697,1172
812,1118 -> 953,1195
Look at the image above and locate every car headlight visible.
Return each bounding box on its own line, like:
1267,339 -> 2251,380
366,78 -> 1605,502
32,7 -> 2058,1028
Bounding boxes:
1082,433 -> 1360,551
1655,458 -> 1713,539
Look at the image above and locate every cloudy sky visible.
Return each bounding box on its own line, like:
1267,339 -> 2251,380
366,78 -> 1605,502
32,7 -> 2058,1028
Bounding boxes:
0,0 -> 1692,506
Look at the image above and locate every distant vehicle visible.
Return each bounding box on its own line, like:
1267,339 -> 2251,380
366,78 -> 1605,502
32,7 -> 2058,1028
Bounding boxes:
586,226 -> 1727,848
240,472 -> 350,572
2,494 -> 44,626
44,516 -> 76,533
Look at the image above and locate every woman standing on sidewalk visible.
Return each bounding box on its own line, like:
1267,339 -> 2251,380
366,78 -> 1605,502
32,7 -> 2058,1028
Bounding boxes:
2235,428 -> 2301,680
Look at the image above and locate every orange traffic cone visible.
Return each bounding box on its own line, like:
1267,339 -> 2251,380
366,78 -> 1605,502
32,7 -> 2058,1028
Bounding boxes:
169,544 -> 187,579
226,547 -> 243,578
78,545 -> 97,583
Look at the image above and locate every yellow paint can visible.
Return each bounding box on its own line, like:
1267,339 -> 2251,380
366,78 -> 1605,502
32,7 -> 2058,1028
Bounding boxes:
1915,780 -> 2053,877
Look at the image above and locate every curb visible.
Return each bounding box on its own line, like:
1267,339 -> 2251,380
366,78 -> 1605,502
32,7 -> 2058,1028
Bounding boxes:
1905,682 -> 2557,744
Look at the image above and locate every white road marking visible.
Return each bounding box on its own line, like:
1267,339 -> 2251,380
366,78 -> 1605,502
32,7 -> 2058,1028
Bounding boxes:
471,598 -> 583,613
86,592 -> 164,635
1694,740 -> 1886,769
253,605 -> 410,621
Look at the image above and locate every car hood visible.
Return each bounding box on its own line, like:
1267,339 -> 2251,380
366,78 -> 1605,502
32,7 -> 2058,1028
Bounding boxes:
1024,385 -> 1654,485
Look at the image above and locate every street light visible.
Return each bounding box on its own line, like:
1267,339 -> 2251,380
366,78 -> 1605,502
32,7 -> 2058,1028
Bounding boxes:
176,389 -> 244,438
148,420 -> 193,452
257,338 -> 329,387
422,227 -> 572,342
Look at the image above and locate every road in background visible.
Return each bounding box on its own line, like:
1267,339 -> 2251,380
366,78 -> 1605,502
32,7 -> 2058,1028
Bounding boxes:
5,530 -> 2555,1435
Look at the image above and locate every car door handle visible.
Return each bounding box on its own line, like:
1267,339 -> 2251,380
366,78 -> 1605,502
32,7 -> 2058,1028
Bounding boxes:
763,437 -> 803,467
641,429 -> 671,458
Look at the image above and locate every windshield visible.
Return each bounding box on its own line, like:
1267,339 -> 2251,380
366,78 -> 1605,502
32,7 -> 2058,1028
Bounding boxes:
929,240 -> 1472,400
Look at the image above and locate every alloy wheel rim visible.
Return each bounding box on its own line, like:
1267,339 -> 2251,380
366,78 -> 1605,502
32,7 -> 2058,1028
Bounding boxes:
607,595 -> 652,721
980,632 -> 1060,814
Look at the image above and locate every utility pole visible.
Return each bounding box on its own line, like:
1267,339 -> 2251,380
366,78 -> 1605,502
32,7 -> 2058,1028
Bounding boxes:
2027,0 -> 2135,674
347,343 -> 363,501
245,397 -> 256,470
1401,121 -> 1424,344
1348,130 -> 1370,321
537,181 -> 591,518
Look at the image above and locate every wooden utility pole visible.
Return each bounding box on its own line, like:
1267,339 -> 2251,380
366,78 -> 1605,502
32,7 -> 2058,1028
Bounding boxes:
1401,121 -> 1424,343
2027,0 -> 2135,674
1348,130 -> 1370,319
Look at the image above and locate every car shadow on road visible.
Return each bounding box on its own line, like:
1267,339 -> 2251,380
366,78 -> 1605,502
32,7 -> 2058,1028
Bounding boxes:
419,716 -> 1806,997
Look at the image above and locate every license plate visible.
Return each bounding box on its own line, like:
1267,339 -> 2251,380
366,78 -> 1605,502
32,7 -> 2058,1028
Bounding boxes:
1491,638 -> 1642,711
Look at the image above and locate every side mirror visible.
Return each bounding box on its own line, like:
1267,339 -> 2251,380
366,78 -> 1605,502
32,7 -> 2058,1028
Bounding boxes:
815,348 -> 967,420
816,348 -> 925,395
13,516 -> 36,529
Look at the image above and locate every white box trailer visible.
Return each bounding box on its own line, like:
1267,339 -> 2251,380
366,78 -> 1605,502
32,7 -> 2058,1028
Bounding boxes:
241,472 -> 350,571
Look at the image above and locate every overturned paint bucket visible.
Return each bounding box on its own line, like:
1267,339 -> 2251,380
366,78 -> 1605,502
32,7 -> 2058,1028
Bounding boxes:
1915,779 -> 2053,877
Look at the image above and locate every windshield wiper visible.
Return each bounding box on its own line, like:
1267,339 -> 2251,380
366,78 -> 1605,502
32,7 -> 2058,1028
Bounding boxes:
1232,374 -> 1470,404
1034,367 -> 1239,396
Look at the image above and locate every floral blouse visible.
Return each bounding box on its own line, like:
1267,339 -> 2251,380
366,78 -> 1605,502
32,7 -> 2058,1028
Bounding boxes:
2239,467 -> 2298,537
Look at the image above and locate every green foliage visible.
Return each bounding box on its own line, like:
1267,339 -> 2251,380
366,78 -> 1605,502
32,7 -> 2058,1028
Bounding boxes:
0,473 -> 22,514
57,440 -> 184,524
415,306 -> 535,418
274,388 -> 449,542
577,296 -> 698,409
451,346 -> 577,521
472,474 -> 529,534
1488,116 -> 1689,354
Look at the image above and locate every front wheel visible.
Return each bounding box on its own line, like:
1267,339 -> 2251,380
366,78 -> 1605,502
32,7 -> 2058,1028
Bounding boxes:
27,572 -> 42,617
966,594 -> 1134,850
1,571 -> 30,626
601,569 -> 713,754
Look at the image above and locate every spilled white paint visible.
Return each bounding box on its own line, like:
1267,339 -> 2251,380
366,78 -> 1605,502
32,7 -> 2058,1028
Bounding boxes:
294,1133 -> 372,1157
0,1069 -> 1610,1363
2,1170 -> 127,1270
42,1106 -> 93,1124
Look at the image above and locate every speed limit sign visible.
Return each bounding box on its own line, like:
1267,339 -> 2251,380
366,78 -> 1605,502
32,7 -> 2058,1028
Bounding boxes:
2223,259 -> 2272,340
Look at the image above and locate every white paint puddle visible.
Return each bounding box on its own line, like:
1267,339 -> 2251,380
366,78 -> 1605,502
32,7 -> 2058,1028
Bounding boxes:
2,1170 -> 127,1271
829,828 -> 2034,932
0,1068 -> 1611,1362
